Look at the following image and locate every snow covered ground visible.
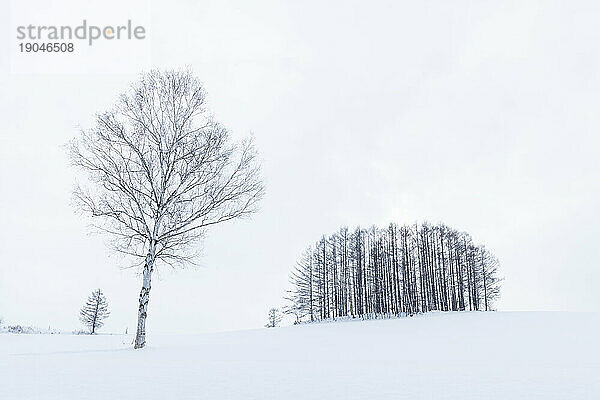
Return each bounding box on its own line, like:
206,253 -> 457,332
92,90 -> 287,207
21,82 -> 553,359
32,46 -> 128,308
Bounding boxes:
2,312 -> 599,399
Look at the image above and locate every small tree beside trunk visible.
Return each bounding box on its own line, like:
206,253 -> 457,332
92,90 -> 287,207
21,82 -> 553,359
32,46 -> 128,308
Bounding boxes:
80,289 -> 110,334
265,308 -> 282,328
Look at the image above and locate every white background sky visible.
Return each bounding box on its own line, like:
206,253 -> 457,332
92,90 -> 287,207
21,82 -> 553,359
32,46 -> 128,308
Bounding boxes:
1,0 -> 599,334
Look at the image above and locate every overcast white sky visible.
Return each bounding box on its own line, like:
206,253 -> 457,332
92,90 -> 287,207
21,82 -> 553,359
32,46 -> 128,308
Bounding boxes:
1,0 -> 599,334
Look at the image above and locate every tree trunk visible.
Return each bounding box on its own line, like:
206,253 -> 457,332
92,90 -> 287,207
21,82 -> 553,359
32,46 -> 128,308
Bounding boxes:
92,294 -> 99,334
134,249 -> 155,349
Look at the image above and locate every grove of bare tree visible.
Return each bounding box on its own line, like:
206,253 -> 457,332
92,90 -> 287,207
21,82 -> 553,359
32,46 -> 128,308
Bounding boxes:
285,222 -> 501,322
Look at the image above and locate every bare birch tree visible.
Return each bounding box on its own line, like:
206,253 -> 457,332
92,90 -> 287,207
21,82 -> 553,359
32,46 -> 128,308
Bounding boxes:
69,69 -> 264,348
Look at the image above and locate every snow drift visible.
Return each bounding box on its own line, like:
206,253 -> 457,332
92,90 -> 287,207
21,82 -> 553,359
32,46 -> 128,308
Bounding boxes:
2,312 -> 598,399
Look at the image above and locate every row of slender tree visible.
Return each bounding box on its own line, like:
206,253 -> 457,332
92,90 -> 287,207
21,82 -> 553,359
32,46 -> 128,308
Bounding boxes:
285,222 -> 501,322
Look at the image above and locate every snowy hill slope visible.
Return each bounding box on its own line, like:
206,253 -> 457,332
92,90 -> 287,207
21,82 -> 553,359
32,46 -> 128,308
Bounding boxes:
2,312 -> 599,399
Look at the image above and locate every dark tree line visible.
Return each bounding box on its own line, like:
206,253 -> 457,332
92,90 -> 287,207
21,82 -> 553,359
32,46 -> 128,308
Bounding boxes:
285,222 -> 501,322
